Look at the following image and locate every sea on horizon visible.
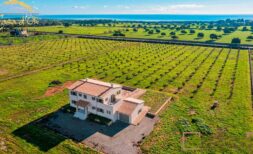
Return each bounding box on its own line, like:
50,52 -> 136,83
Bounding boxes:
1,14 -> 253,21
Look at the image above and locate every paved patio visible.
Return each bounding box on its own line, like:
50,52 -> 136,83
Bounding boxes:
43,111 -> 158,154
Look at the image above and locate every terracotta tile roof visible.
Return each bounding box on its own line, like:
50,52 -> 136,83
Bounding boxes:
67,78 -> 122,97
81,79 -> 121,88
67,80 -> 84,90
75,82 -> 110,97
76,100 -> 90,108
117,101 -> 138,115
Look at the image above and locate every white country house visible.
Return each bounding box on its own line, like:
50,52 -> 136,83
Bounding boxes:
67,78 -> 149,125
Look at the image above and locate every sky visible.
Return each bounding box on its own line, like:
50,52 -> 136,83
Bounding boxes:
0,0 -> 253,15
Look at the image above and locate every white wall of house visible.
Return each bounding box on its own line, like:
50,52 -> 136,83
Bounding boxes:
87,101 -> 117,121
69,88 -> 145,124
69,90 -> 121,122
129,103 -> 144,123
102,87 -> 122,105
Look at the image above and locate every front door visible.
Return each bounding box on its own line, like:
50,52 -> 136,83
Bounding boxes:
119,113 -> 129,123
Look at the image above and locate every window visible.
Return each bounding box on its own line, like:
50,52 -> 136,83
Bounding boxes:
97,98 -> 103,103
107,110 -> 111,115
71,91 -> 77,96
71,100 -> 77,104
111,95 -> 116,102
79,93 -> 82,97
117,90 -> 121,95
83,95 -> 87,99
97,108 -> 104,113
92,106 -> 96,110
105,98 -> 108,102
92,97 -> 96,100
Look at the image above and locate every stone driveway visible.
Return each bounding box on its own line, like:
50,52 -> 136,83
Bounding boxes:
44,111 -> 158,154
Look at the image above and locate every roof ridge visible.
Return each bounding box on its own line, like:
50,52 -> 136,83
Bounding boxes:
72,80 -> 86,91
85,79 -> 112,88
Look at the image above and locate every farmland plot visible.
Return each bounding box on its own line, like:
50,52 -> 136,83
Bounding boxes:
0,38 -> 252,153
0,38 -> 135,78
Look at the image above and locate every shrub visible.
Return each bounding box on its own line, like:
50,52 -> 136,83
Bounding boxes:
192,118 -> 212,135
148,30 -> 154,35
156,29 -> 161,33
87,114 -> 112,126
49,80 -> 62,87
58,30 -> 63,34
171,35 -> 178,39
197,124 -> 212,135
216,26 -> 222,31
197,32 -> 204,38
210,34 -> 218,40
113,31 -> 125,37
231,38 -> 241,44
63,23 -> 71,27
242,26 -> 248,31
207,25 -> 214,29
223,27 -> 235,34
247,36 -> 253,40
170,32 -> 176,36
181,30 -> 187,34
190,29 -> 195,34
161,32 -> 166,36
176,118 -> 192,133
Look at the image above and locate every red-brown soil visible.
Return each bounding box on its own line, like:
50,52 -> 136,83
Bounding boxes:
44,81 -> 74,97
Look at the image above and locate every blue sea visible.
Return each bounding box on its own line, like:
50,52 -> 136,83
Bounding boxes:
2,14 -> 253,21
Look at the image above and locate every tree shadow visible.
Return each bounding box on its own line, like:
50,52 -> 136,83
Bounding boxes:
194,37 -> 202,40
12,105 -> 129,152
205,40 -> 215,43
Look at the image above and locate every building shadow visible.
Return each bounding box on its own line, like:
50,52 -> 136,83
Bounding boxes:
43,109 -> 129,142
12,105 -> 129,152
12,110 -> 67,152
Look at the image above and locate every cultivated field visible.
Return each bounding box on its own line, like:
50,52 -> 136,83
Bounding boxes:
0,33 -> 64,45
0,38 -> 252,153
30,25 -> 253,45
29,25 -> 131,35
0,38 -> 128,78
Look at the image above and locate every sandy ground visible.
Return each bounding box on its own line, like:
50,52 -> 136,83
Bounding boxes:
0,69 -> 8,76
44,81 -> 74,97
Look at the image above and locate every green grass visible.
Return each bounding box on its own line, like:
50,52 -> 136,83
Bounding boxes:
0,70 -> 98,153
0,38 -> 252,153
0,38 -> 128,78
0,33 -> 65,45
29,25 -> 131,35
140,90 -> 175,113
29,25 -> 253,45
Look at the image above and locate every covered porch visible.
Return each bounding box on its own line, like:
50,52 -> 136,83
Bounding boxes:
74,100 -> 90,120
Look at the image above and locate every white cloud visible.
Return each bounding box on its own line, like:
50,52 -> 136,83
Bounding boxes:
170,4 -> 205,9
33,6 -> 39,10
129,4 -> 206,14
117,5 -> 131,9
73,5 -> 88,9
